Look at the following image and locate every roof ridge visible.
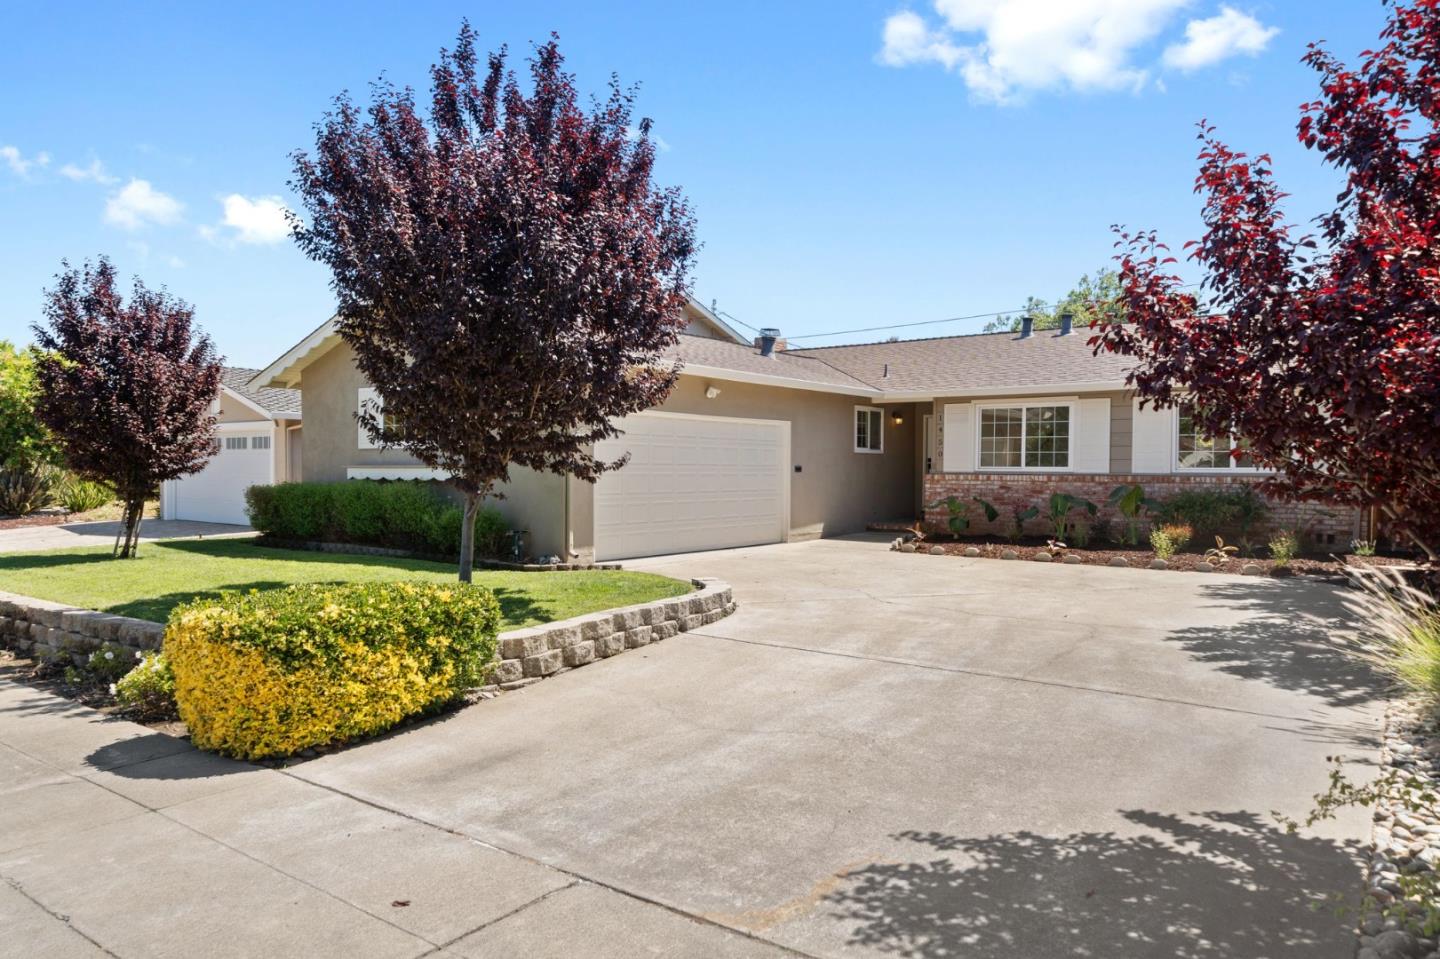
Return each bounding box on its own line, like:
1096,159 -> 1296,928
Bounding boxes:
783,327 -> 1036,352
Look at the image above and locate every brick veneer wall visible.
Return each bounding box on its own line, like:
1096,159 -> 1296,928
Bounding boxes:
923,473 -> 1364,546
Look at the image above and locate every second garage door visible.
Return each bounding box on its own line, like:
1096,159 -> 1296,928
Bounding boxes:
593,412 -> 789,562
166,431 -> 273,525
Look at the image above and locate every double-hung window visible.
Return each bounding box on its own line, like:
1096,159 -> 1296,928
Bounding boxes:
854,406 -> 883,453
1176,404 -> 1258,471
977,404 -> 1070,470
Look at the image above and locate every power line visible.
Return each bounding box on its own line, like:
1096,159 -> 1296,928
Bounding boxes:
784,306 -> 1033,341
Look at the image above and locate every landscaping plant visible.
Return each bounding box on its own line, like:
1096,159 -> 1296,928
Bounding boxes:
1106,484 -> 1156,546
1203,536 -> 1239,568
1150,527 -> 1179,561
114,652 -> 177,722
1269,530 -> 1299,567
1047,492 -> 1097,542
166,581 -> 501,759
291,25 -> 696,581
0,464 -> 58,516
1352,538 -> 1378,558
973,498 -> 1037,542
32,260 -> 221,558
1094,0 -> 1440,559
56,477 -> 113,514
929,496 -> 971,536
0,341 -> 56,471
1158,523 -> 1193,553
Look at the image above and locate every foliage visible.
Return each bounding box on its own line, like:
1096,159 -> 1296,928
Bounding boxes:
1275,759 -> 1440,938
291,25 -> 696,581
1106,484 -> 1158,546
1268,530 -> 1299,567
1203,536 -> 1239,567
56,477 -> 113,514
1093,0 -> 1440,558
166,581 -> 501,759
1352,538 -> 1378,557
1150,527 -> 1180,561
982,269 -> 1124,333
930,496 -> 970,536
245,481 -> 510,559
1069,520 -> 1091,549
1047,492 -> 1097,541
0,464 -> 59,516
973,498 -> 1038,542
1158,523 -> 1193,552
1343,566 -> 1440,706
0,538 -> 690,628
0,341 -> 57,469
88,643 -> 139,682
114,652 -> 177,721
32,259 -> 221,558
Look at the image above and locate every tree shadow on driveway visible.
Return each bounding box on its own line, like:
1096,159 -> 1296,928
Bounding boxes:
1164,579 -> 1385,710
825,809 -> 1360,958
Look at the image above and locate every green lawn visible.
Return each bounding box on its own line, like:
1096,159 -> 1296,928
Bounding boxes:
0,538 -> 690,628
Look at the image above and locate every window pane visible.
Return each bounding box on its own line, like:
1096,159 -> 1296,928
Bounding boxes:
868,410 -> 883,451
980,407 -> 1022,468
1177,405 -> 1228,469
1022,405 -> 1069,469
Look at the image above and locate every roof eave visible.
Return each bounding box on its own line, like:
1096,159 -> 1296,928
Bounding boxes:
250,316 -> 340,390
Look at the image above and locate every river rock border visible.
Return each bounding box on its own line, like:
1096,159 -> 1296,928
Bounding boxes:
485,577 -> 735,688
0,578 -> 738,685
0,590 -> 164,664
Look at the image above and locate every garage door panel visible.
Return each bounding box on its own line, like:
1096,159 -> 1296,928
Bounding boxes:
594,414 -> 787,561
169,432 -> 271,525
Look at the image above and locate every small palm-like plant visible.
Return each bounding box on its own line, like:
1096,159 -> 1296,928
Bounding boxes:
929,496 -> 970,536
1107,484 -> 1157,546
1204,536 -> 1239,567
1048,492 -> 1098,541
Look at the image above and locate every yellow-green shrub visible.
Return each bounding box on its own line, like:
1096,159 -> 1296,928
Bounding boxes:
165,582 -> 500,759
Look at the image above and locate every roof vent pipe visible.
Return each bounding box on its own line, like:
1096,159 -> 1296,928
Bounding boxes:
756,328 -> 783,357
1058,311 -> 1074,336
1019,315 -> 1035,339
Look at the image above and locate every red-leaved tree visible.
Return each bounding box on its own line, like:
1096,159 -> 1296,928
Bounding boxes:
1094,0 -> 1440,559
291,26 -> 697,581
33,259 -> 222,557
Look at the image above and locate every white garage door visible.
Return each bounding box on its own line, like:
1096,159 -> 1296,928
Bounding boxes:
168,432 -> 273,525
594,413 -> 788,561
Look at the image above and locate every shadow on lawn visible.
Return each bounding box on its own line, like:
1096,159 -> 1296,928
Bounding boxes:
825,810 -> 1361,959
1165,578 -> 1385,710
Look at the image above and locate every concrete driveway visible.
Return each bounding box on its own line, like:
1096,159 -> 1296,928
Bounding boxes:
0,519 -> 252,554
0,536 -> 1381,958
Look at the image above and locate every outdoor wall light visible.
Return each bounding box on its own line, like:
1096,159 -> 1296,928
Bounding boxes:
892,411 -> 904,426
705,385 -> 722,399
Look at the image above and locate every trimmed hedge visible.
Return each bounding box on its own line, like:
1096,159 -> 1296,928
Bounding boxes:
166,582 -> 501,759
244,480 -> 509,558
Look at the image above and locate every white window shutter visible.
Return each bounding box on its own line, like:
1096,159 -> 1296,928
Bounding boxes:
357,387 -> 379,449
1131,399 -> 1173,473
941,403 -> 974,472
1073,398 -> 1111,473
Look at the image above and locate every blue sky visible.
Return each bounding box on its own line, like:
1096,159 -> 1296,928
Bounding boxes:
0,1 -> 1386,365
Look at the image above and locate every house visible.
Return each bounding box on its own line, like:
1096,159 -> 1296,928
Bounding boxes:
250,304 -> 1359,561
159,368 -> 302,525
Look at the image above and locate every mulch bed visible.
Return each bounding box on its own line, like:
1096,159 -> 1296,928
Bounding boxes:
0,511 -> 72,531
902,534 -> 1414,579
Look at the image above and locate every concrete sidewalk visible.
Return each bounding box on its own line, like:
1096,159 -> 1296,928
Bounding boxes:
0,681 -> 781,959
0,520 -> 253,554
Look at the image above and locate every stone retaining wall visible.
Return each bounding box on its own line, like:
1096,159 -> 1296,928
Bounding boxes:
924,472 -> 1364,547
0,578 -> 738,684
0,591 -> 164,664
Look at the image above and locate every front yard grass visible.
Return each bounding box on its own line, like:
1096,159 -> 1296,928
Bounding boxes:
0,538 -> 690,628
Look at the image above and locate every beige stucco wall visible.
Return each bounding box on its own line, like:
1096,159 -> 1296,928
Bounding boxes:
213,392 -> 292,483
295,341 -> 569,558
928,389 -> 1135,475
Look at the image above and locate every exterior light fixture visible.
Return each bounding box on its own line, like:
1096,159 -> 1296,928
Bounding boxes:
892,410 -> 904,426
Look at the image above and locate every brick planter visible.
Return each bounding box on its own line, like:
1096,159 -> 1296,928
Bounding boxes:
923,472 -> 1363,547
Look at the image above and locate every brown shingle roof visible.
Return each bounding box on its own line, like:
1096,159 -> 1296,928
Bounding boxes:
784,329 -> 1133,394
669,334 -> 876,392
222,367 -> 301,415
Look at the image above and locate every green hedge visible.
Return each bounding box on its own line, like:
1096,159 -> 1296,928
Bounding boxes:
167,582 -> 501,759
244,481 -> 509,558
1155,487 -> 1270,539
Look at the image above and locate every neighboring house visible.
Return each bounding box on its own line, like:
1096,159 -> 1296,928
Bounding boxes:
159,368 -> 302,526
251,305 -> 1360,561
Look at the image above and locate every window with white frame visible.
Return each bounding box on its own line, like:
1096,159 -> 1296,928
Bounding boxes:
854,406 -> 883,453
1176,404 -> 1257,471
978,404 -> 1071,469
224,436 -> 248,451
251,435 -> 271,451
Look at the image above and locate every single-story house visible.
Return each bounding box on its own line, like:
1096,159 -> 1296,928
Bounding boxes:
160,368 -> 302,525
250,301 -> 1361,561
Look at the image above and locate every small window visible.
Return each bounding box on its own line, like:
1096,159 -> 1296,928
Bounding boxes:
854,406 -> 883,453
251,435 -> 271,451
224,436 -> 248,451
978,404 -> 1070,469
1176,404 -> 1257,471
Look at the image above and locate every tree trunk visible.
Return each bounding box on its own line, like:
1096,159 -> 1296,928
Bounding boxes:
458,492 -> 479,583
118,495 -> 144,559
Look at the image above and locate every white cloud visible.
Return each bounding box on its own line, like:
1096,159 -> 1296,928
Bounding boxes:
105,179 -> 183,230
212,194 -> 293,245
878,1 -> 1275,103
1,145 -> 50,177
166,255 -> 186,268
58,158 -> 118,185
1163,7 -> 1279,71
